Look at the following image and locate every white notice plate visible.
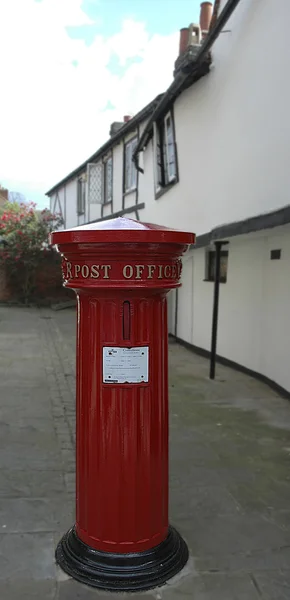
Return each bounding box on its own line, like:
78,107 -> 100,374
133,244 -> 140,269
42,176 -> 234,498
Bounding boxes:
103,347 -> 149,384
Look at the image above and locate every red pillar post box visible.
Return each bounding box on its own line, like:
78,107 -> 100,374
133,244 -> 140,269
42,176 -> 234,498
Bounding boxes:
51,217 -> 195,592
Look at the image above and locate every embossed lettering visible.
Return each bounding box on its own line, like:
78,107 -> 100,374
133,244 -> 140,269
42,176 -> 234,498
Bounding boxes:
157,265 -> 163,279
147,265 -> 156,279
66,262 -> 72,279
164,265 -> 171,278
123,265 -> 133,279
63,262 -> 182,281
90,265 -> 100,278
101,265 -> 111,279
81,265 -> 89,278
135,265 -> 145,279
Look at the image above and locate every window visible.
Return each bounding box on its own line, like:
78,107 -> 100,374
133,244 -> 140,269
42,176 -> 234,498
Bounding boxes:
87,157 -> 113,205
124,137 -> 137,193
164,113 -> 176,182
270,249 -> 281,260
87,163 -> 102,204
77,177 -> 86,215
154,111 -> 177,193
206,250 -> 229,283
103,155 -> 113,203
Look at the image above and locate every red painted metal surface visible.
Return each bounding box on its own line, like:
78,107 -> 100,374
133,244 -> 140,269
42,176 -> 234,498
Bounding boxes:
51,216 -> 194,245
50,217 -> 195,554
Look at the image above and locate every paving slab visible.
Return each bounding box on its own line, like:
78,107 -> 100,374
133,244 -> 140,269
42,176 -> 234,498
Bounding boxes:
0,306 -> 290,599
56,578 -> 158,599
0,580 -> 56,600
162,573 -> 260,599
194,545 -> 290,574
0,532 -> 56,580
253,570 -> 290,600
0,469 -> 64,498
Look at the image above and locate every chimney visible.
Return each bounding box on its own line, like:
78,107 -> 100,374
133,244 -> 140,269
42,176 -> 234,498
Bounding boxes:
123,115 -> 131,123
109,121 -> 123,137
200,2 -> 213,37
179,27 -> 190,55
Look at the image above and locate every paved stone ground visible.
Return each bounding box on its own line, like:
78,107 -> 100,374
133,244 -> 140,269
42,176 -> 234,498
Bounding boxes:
0,306 -> 290,599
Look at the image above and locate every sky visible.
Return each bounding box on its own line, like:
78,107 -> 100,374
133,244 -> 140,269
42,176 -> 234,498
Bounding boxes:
0,0 -> 202,208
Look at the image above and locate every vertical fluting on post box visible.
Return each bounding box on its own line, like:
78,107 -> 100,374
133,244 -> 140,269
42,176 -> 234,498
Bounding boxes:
122,300 -> 131,340
50,217 -> 195,593
75,292 -> 169,553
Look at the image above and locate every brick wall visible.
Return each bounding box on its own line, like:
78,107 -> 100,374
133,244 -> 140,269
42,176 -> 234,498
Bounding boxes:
0,265 -> 10,301
0,255 -> 74,303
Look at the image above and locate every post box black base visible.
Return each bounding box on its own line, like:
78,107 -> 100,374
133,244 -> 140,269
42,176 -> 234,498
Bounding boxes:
55,525 -> 189,592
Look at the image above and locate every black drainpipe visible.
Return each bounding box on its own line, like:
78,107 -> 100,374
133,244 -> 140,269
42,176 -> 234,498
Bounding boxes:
133,0 -> 242,170
209,240 -> 229,379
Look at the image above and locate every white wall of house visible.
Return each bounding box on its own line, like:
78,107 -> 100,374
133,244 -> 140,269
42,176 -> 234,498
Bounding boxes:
49,189 -> 63,225
49,177 -> 84,229
111,142 -> 123,215
137,0 -> 290,394
49,194 -> 55,217
46,0 -> 290,394
50,185 -> 66,229
172,225 -> 290,392
66,179 -> 82,227
122,128 -> 138,212
47,116 -> 152,227
139,0 -> 290,235
87,160 -> 103,224
167,290 -> 176,336
138,139 -> 155,217
48,0 -> 290,235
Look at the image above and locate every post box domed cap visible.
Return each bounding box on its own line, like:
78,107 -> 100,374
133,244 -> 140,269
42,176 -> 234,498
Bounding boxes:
50,216 -> 195,245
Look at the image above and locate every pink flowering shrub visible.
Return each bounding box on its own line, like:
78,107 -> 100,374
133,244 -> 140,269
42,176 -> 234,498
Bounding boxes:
0,201 -> 63,303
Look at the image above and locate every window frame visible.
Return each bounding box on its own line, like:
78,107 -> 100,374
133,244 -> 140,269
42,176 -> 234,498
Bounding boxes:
124,136 -> 138,194
103,154 -> 113,204
154,121 -> 165,193
77,176 -> 86,215
164,112 -> 177,183
154,109 -> 178,198
87,162 -> 103,205
205,249 -> 229,284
